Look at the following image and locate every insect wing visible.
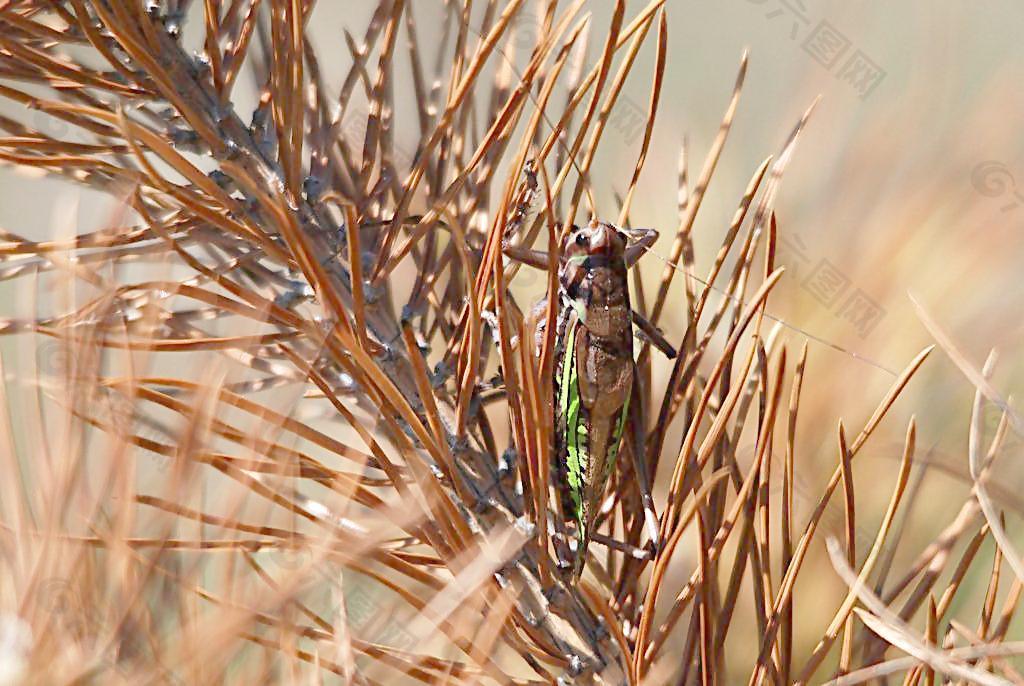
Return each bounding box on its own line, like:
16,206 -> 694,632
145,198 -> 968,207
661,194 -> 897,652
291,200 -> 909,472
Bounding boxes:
554,309 -> 633,577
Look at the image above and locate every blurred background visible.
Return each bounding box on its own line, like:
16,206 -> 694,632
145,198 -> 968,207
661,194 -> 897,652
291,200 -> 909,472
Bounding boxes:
2,0 -> 1023,679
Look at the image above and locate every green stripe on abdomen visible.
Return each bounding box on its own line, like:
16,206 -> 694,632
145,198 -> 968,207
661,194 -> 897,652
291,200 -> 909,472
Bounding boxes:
560,323 -> 585,527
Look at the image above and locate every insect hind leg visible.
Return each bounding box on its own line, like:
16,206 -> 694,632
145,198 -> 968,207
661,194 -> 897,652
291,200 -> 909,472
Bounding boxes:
589,532 -> 653,560
628,369 -> 662,556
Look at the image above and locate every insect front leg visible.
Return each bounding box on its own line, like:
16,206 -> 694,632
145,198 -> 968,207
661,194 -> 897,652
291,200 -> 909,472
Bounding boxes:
620,227 -> 658,268
501,243 -> 551,271
631,310 -> 677,359
619,227 -> 678,360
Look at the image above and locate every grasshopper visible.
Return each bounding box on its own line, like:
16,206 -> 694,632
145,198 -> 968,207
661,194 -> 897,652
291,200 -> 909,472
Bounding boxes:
504,214 -> 673,580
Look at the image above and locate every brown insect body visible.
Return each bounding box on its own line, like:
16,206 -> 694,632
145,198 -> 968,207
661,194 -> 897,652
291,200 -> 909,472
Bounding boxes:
553,220 -> 637,578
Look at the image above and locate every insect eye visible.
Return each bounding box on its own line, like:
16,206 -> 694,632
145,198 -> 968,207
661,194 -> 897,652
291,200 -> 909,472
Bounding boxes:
574,233 -> 588,246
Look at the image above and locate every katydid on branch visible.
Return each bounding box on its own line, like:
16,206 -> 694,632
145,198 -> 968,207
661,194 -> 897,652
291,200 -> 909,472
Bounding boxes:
504,206 -> 674,580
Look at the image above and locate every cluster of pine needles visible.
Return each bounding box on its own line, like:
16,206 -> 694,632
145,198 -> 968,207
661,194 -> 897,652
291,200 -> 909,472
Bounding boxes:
0,1 -> 1021,684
